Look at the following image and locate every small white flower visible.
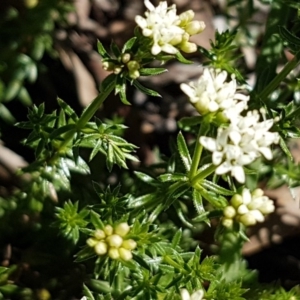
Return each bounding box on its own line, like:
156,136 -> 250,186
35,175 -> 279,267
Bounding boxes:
180,68 -> 249,118
181,289 -> 204,300
200,110 -> 279,183
135,1 -> 205,55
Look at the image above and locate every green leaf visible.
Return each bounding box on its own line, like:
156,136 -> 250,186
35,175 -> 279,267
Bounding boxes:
100,73 -> 117,93
178,116 -> 203,130
133,81 -> 162,97
279,136 -> 293,160
192,189 -> 205,215
139,68 -> 167,76
158,173 -> 188,182
202,180 -> 235,196
110,41 -> 121,58
74,246 -> 96,262
57,98 -> 78,121
128,194 -> 155,209
278,26 -> 300,47
134,171 -> 158,186
97,40 -> 110,58
171,229 -> 182,248
175,52 -> 193,64
122,37 -> 137,53
90,210 -> 105,229
177,131 -> 192,172
49,124 -> 76,139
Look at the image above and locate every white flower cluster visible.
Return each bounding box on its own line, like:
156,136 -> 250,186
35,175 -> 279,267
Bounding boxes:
222,188 -> 275,227
181,67 -> 279,183
180,68 -> 249,120
87,223 -> 137,261
181,289 -> 204,300
135,0 -> 205,55
200,110 -> 279,183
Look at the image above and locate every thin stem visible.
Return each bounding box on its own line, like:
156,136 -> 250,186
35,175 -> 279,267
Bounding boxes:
191,164 -> 217,186
189,120 -> 210,179
49,77 -> 115,163
258,52 -> 300,100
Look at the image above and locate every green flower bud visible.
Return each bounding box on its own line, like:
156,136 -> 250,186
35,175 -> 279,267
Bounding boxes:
231,194 -> 243,208
237,204 -> 249,215
113,66 -> 122,75
108,247 -> 120,260
119,248 -> 133,261
185,21 -> 206,35
223,206 -> 236,219
87,238 -> 98,247
122,239 -> 137,250
127,61 -> 140,71
104,225 -> 113,236
222,218 -> 233,228
102,61 -> 115,71
121,53 -> 131,64
179,41 -> 197,54
114,223 -> 130,237
252,188 -> 264,198
106,234 -> 123,248
129,70 -> 140,79
94,229 -> 106,240
240,213 -> 256,226
179,10 -> 195,25
94,241 -> 108,255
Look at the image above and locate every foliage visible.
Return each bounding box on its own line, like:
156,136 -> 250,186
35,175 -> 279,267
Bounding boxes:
1,0 -> 300,300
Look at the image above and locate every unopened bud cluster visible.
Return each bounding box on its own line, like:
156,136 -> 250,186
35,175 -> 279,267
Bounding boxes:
222,188 -> 275,227
102,53 -> 140,79
87,223 -> 137,261
135,0 -> 205,55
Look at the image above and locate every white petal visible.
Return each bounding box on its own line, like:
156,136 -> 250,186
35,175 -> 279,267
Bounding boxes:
199,137 -> 217,151
161,43 -> 178,54
144,0 -> 155,11
151,44 -> 161,55
259,147 -> 273,160
231,165 -> 245,183
181,289 -> 191,300
191,289 -> 204,300
249,210 -> 264,222
242,188 -> 252,204
216,161 -> 232,175
212,151 -> 223,165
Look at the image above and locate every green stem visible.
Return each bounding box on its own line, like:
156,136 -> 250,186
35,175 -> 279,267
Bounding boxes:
191,164 -> 217,186
258,52 -> 300,100
189,120 -> 210,179
50,76 -> 115,163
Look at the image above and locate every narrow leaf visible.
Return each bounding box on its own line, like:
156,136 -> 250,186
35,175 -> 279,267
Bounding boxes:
171,229 -> 182,248
90,210 -> 104,229
133,81 -> 162,97
122,37 -> 137,52
97,40 -> 110,58
177,131 -> 192,172
202,180 -> 235,196
175,52 -> 193,64
192,189 -> 205,214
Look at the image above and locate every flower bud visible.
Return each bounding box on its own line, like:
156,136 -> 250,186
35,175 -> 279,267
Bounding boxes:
250,210 -> 265,222
114,223 -> 130,237
113,66 -> 122,75
129,70 -> 140,79
24,0 -> 39,8
108,247 -> 120,260
94,229 -> 106,240
179,10 -> 195,25
94,241 -> 108,255
239,213 -> 256,226
223,206 -> 236,219
222,218 -> 233,228
122,239 -> 137,250
104,225 -> 113,236
179,41 -> 197,53
106,234 -> 123,248
185,21 -> 206,35
259,201 -> 275,214
127,61 -> 140,71
102,61 -> 115,71
252,188 -> 264,198
231,194 -> 243,208
119,247 -> 133,261
87,238 -> 98,247
121,53 -> 131,64
237,204 -> 249,215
